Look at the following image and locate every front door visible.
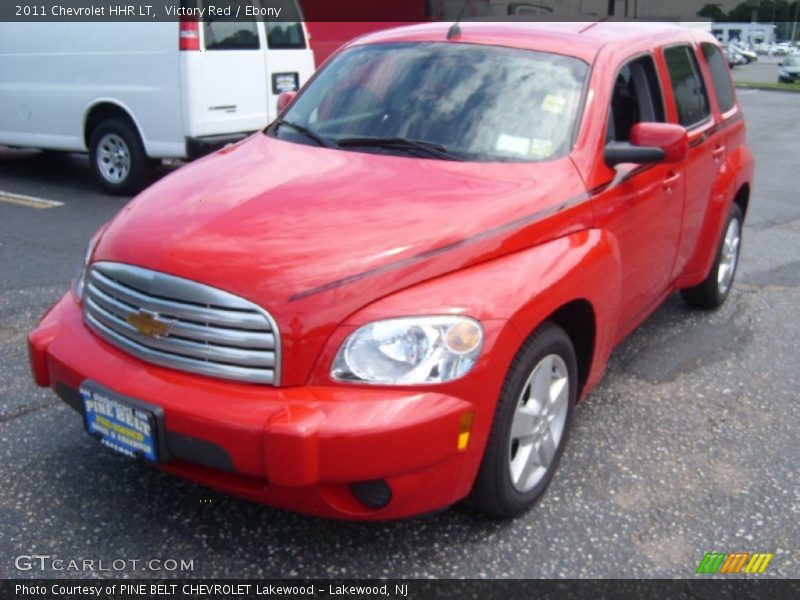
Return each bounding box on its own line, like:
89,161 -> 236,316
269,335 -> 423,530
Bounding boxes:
591,54 -> 685,337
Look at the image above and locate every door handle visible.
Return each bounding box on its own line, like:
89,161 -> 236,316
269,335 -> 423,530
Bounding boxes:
663,171 -> 681,192
712,145 -> 726,160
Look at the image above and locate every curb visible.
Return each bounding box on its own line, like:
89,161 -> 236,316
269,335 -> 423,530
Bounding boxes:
734,82 -> 800,94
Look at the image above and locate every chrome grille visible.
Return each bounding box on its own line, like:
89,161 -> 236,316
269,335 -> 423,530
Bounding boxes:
83,262 -> 280,385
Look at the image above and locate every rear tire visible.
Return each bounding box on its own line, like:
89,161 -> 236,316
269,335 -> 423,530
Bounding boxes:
469,322 -> 577,518
681,203 -> 743,310
89,118 -> 155,195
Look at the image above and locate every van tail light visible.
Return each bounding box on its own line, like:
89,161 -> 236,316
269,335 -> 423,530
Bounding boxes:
179,17 -> 200,51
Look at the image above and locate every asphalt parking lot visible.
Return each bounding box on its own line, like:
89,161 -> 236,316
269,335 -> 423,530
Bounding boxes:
0,90 -> 798,579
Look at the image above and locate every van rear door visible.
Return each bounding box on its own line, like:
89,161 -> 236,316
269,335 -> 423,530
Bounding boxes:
181,0 -> 269,139
260,3 -> 315,123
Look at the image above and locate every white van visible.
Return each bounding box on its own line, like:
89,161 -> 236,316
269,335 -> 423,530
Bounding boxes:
0,4 -> 315,194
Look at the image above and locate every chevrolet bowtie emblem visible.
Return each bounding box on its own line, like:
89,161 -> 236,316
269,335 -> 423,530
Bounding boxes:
126,310 -> 174,337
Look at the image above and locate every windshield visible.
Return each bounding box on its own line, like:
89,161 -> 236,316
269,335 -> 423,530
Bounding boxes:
272,42 -> 588,162
786,56 -> 800,67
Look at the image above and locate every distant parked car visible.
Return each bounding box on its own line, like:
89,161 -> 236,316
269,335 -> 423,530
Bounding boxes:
772,43 -> 792,56
723,45 -> 745,67
727,45 -> 750,65
778,56 -> 800,83
732,45 -> 757,63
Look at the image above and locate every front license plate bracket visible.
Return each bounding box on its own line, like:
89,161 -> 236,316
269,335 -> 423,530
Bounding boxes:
79,381 -> 172,463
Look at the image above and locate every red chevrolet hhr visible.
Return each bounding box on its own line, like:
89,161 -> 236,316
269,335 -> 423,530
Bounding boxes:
29,22 -> 754,519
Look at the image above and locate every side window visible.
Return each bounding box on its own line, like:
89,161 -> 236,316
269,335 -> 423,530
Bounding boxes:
607,55 -> 666,143
701,43 -> 736,114
664,45 -> 711,127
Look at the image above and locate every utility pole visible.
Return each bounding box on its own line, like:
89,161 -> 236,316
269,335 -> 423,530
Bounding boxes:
747,0 -> 760,46
792,1 -> 799,43
747,0 -> 759,24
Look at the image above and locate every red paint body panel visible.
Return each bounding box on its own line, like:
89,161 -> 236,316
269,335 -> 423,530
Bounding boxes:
29,22 -> 754,519
98,140 -> 586,386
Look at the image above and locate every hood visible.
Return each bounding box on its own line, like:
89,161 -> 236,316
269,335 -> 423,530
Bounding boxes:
96,134 -> 588,384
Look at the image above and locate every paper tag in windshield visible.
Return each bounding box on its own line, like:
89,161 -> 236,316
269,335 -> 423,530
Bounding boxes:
530,139 -> 554,158
496,134 -> 531,156
542,94 -> 566,115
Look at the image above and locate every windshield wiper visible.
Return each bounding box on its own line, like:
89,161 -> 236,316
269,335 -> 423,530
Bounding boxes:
274,119 -> 337,149
336,136 -> 464,161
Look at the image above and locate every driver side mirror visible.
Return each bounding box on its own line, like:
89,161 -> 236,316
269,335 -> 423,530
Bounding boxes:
277,91 -> 297,113
604,122 -> 688,167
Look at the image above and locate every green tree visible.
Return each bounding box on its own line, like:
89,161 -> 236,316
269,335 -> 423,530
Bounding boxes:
698,3 -> 727,20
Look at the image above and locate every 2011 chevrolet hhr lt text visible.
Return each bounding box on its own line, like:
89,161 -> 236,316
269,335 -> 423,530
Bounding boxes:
29,22 -> 754,519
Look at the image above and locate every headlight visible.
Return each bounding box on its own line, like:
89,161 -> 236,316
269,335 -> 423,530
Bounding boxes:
72,239 -> 97,302
331,316 -> 484,385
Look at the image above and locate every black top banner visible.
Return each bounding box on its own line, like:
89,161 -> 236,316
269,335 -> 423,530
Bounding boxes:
1,0 -> 799,22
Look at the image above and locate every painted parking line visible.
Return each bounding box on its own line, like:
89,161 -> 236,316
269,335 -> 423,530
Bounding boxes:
0,190 -> 64,209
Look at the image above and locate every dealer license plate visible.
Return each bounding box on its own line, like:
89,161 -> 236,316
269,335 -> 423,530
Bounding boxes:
80,385 -> 158,462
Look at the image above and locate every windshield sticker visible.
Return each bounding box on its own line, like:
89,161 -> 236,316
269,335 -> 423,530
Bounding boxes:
496,134 -> 531,156
542,94 -> 567,115
530,139 -> 555,158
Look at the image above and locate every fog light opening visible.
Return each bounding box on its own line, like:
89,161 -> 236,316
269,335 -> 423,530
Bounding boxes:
349,480 -> 392,510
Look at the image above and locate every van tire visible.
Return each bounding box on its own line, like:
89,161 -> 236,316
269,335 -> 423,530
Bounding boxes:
89,118 -> 155,195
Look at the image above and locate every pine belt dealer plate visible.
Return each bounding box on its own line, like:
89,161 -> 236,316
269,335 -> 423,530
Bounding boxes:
80,384 -> 158,462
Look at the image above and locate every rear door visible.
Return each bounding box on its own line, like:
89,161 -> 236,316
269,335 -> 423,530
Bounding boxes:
660,44 -> 724,279
261,4 -> 315,122
698,41 -> 744,179
182,0 -> 268,138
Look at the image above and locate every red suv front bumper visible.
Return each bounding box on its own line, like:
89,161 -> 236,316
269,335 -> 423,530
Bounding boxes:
28,294 -> 484,520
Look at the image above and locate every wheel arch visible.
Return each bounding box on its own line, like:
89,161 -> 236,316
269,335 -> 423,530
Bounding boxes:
543,299 -> 596,400
82,100 -> 147,154
733,182 -> 750,222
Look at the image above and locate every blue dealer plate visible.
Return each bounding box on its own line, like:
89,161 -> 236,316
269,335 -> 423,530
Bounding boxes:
80,386 -> 157,462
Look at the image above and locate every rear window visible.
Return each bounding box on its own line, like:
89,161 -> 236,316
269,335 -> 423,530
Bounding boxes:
664,45 -> 711,127
204,18 -> 259,51
267,23 -> 306,49
701,43 -> 736,114
425,0 -> 495,18
266,1 -> 306,49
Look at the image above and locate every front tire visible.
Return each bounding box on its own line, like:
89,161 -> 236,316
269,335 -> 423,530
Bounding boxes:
469,322 -> 577,518
89,118 -> 155,195
681,203 -> 743,309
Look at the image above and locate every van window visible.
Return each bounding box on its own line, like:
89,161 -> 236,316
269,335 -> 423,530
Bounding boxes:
425,0 -> 494,18
607,55 -> 665,143
701,43 -> 736,114
267,23 -> 306,49
265,1 -> 306,49
664,45 -> 711,127
204,18 -> 260,51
